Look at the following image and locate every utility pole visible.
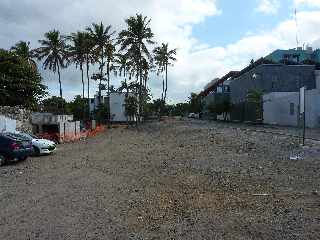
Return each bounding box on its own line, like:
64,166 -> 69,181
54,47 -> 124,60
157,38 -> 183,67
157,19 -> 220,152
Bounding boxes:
300,86 -> 306,145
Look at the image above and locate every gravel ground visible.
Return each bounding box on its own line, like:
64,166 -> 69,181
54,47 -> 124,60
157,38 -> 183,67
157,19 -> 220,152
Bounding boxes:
0,119 -> 320,240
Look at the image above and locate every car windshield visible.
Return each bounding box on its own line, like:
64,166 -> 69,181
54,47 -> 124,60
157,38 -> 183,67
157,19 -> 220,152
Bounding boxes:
6,133 -> 30,141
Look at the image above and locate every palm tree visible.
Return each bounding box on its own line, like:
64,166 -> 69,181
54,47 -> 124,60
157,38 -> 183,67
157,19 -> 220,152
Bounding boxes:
82,32 -> 96,118
86,22 -> 115,103
118,14 -> 155,119
153,43 -> 177,104
34,30 -> 68,98
67,31 -> 86,99
114,53 -> 131,95
11,41 -> 37,69
105,42 -> 115,106
141,57 -> 150,89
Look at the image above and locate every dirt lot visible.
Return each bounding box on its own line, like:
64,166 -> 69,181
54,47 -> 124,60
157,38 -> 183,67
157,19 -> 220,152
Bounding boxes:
1,120 -> 320,240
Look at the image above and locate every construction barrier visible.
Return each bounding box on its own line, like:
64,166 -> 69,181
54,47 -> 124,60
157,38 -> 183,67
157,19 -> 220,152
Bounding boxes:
38,125 -> 106,144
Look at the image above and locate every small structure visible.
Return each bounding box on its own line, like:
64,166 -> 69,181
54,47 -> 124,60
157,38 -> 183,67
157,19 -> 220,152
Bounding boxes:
263,71 -> 320,128
32,113 -> 80,143
90,91 -> 136,122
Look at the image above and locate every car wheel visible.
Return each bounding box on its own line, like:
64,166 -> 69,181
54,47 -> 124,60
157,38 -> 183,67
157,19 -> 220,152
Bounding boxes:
19,156 -> 28,161
33,146 -> 40,156
0,155 -> 6,166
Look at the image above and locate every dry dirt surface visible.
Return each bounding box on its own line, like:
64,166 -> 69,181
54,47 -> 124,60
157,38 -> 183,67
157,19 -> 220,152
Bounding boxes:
1,120 -> 320,240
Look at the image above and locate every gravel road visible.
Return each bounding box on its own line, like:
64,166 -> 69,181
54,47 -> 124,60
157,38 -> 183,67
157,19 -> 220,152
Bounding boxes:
1,120 -> 319,239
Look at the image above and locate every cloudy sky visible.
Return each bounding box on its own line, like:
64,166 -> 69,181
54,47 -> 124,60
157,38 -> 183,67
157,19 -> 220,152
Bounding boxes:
1,0 -> 320,103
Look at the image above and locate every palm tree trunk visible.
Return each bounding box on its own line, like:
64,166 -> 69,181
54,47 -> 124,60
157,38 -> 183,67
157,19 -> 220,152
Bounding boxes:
81,65 -> 84,99
99,47 -> 104,105
164,63 -> 168,103
162,76 -> 165,101
57,64 -> 62,98
139,60 -> 143,123
57,64 -> 63,114
87,62 -> 90,120
107,60 -> 111,128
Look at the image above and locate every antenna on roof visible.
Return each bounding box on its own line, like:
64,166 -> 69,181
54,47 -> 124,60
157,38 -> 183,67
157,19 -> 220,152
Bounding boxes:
295,8 -> 300,49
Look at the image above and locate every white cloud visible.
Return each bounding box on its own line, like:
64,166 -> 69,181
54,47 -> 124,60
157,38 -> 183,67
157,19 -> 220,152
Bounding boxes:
294,0 -> 320,7
174,10 -> 320,102
1,1 -> 320,103
0,0 -> 221,101
256,0 -> 281,15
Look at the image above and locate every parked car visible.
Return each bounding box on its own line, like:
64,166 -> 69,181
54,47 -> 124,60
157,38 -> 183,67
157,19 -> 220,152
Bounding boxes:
0,133 -> 33,166
188,113 -> 200,119
12,132 -> 56,156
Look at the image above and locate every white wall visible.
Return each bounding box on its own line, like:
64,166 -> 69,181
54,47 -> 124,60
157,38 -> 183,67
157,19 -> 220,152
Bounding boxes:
263,92 -> 299,127
315,70 -> 320,90
305,89 -> 320,128
0,115 -> 16,132
263,90 -> 320,128
110,93 -> 127,122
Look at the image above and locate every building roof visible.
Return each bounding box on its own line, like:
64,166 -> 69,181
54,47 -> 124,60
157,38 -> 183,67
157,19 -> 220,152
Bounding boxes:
200,71 -> 240,97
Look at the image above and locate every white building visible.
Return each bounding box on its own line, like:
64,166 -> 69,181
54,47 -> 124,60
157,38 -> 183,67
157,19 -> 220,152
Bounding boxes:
89,91 -> 136,122
263,70 -> 320,128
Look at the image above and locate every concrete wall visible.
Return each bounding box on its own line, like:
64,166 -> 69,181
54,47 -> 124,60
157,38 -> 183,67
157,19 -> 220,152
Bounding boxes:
315,70 -> 320,90
0,106 -> 32,133
229,64 -> 316,104
110,93 -> 127,122
0,116 -> 16,132
263,92 -> 299,127
263,89 -> 320,128
32,113 -> 73,125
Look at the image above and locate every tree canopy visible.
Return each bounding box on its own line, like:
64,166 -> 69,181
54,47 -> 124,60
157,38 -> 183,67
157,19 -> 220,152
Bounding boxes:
0,49 -> 47,109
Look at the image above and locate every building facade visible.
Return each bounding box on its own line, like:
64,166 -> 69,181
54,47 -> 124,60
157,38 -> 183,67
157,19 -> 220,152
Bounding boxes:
263,70 -> 320,128
266,47 -> 320,63
229,64 -> 316,105
89,91 -> 136,122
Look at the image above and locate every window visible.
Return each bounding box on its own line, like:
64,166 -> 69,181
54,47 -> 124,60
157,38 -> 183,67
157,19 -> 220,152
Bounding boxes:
290,103 -> 295,115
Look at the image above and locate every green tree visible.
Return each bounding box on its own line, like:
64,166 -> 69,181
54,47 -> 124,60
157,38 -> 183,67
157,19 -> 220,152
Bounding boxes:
67,32 -> 86,99
105,42 -> 116,125
94,104 -> 109,124
10,41 -> 37,69
118,14 -> 155,119
153,43 -> 177,104
34,30 -> 68,98
188,92 -> 203,113
247,89 -> 263,120
41,96 -> 68,114
0,49 -> 47,109
124,96 -> 138,123
86,22 -> 115,103
114,53 -> 131,95
207,100 -> 232,121
172,103 -> 189,117
83,32 -> 96,118
68,95 -> 88,121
